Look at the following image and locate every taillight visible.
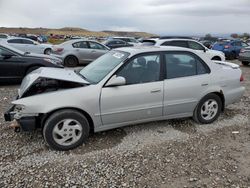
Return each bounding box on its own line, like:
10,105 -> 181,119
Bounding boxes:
224,45 -> 230,49
240,74 -> 244,82
240,49 -> 245,53
54,48 -> 64,52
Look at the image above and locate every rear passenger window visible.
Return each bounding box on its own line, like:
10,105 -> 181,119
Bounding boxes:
162,41 -> 188,48
72,41 -> 88,48
188,41 -> 204,50
7,39 -> 23,44
165,53 -> 209,79
21,39 -> 34,44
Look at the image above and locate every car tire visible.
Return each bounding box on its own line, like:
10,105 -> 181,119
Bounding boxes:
43,109 -> 90,151
44,48 -> 52,55
193,93 -> 222,124
64,56 -> 78,67
228,51 -> 236,60
26,66 -> 41,75
242,61 -> 249,66
211,56 -> 221,61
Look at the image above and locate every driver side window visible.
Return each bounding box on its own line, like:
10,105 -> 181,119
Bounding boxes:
116,54 -> 161,85
0,47 -> 14,56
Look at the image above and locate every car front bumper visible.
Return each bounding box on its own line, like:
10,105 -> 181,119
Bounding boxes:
4,105 -> 37,131
238,55 -> 250,62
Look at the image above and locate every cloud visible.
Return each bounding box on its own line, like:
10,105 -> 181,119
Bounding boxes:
0,0 -> 249,35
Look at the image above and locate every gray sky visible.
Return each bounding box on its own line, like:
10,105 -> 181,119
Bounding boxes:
0,0 -> 249,35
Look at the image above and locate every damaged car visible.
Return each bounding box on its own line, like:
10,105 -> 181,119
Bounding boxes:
4,46 -> 245,150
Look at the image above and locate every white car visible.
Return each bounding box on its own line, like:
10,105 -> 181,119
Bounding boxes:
142,38 -> 225,61
1,37 -> 53,54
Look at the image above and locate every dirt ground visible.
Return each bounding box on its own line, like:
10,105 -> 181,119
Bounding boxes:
0,60 -> 249,188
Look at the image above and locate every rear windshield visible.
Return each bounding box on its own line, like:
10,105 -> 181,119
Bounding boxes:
141,40 -> 156,46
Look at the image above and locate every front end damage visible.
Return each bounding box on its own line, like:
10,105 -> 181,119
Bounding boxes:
4,67 -> 89,132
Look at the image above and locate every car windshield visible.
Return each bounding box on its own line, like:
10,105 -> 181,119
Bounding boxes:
79,51 -> 129,84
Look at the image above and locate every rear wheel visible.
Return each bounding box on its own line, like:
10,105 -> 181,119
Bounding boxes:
44,48 -> 52,55
242,61 -> 249,66
64,56 -> 78,67
43,109 -> 90,151
193,94 -> 222,124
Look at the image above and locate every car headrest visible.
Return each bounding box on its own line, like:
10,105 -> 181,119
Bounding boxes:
137,57 -> 146,67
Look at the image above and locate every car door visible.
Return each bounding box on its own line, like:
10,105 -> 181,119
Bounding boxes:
100,53 -> 164,126
21,39 -> 41,54
0,46 -> 25,82
88,41 -> 109,61
163,51 -> 211,117
233,41 -> 243,56
72,41 -> 92,63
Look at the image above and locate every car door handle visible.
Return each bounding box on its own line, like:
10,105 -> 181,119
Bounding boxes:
201,83 -> 208,86
150,89 -> 161,93
91,50 -> 96,53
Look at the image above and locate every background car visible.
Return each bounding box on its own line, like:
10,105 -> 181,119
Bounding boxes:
239,47 -> 250,66
51,39 -> 109,67
0,43 -> 63,83
112,37 -> 141,46
200,40 -> 214,49
1,37 -> 53,54
103,39 -> 133,49
0,33 -> 9,39
5,47 -> 244,150
142,38 -> 225,61
212,40 -> 249,60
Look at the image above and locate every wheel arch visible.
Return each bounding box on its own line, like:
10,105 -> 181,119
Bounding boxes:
211,56 -> 221,61
40,107 -> 95,133
199,90 -> 225,112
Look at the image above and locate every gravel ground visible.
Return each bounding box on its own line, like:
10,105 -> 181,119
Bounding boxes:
0,60 -> 250,188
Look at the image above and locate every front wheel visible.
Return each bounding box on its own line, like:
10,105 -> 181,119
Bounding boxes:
193,94 -> 222,124
43,110 -> 90,150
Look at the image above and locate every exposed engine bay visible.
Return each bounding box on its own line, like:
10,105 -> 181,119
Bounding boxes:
21,78 -> 85,98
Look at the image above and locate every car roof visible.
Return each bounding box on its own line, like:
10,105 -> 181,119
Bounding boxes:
116,46 -> 198,56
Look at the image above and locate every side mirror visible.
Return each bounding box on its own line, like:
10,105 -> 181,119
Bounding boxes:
106,75 -> 126,87
203,47 -> 207,52
2,53 -> 13,59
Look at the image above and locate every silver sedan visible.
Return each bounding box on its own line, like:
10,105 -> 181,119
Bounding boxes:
5,46 -> 245,150
51,39 -> 110,67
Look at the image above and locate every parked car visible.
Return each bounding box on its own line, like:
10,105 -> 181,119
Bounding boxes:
239,47 -> 250,66
51,39 -> 109,67
4,46 -> 245,150
142,38 -> 225,61
0,43 -> 63,83
200,40 -> 214,49
1,37 -> 53,54
0,33 -> 9,39
103,39 -> 133,49
112,37 -> 141,46
212,40 -> 249,60
246,39 -> 250,46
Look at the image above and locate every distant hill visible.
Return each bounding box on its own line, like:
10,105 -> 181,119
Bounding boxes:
0,27 -> 156,38
102,30 -> 157,38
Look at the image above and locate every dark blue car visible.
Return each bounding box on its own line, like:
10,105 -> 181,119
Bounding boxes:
212,40 -> 249,60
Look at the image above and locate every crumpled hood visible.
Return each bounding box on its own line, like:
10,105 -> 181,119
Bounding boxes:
26,53 -> 61,61
19,67 -> 89,97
